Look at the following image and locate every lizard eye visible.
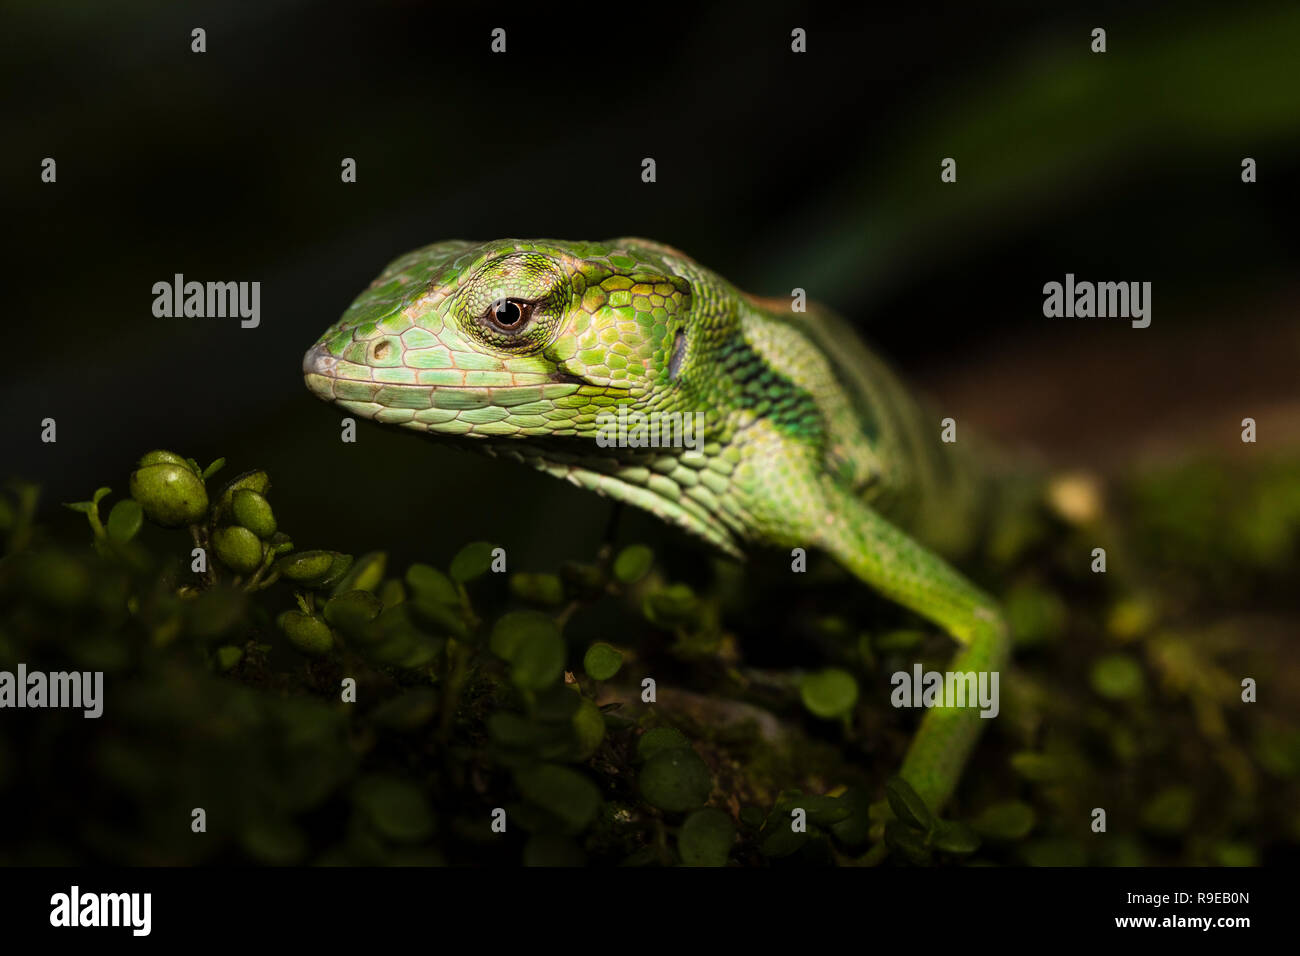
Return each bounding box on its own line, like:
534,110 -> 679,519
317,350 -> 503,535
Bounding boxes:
485,298 -> 534,332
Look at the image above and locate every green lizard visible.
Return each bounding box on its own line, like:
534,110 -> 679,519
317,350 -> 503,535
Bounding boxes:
303,238 -> 1010,812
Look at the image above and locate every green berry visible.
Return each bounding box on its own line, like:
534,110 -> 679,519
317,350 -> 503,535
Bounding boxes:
129,463 -> 209,527
277,610 -> 334,656
231,489 -> 277,538
213,470 -> 271,523
212,525 -> 264,574
278,550 -> 336,583
137,449 -> 197,472
323,590 -> 383,635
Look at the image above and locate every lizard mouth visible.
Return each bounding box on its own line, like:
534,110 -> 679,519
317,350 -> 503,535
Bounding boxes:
304,342 -> 601,397
301,342 -> 607,429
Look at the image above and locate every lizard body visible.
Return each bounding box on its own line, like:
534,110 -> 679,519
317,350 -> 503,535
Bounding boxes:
304,238 -> 1010,811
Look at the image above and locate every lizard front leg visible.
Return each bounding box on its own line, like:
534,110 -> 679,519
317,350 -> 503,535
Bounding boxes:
812,479 -> 1010,812
740,438 -> 1010,813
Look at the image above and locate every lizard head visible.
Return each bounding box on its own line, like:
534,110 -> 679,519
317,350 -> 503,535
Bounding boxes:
303,238 -> 696,441
304,238 -> 749,556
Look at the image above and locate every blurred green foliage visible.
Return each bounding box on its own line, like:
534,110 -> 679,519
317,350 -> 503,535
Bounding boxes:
1,449 -> 1299,866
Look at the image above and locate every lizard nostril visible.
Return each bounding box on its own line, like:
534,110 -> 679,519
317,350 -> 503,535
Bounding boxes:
373,340 -> 391,361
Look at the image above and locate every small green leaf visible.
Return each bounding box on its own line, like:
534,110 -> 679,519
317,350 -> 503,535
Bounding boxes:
21,550 -> 91,608
201,457 -> 227,480
214,646 -> 243,671
1212,842 -> 1258,867
802,793 -> 853,827
405,563 -> 460,604
509,624 -> 566,690
931,820 -> 981,854
537,685 -> 585,724
334,551 -> 387,595
571,697 -> 606,760
449,541 -> 495,583
514,764 -> 601,834
639,747 -> 712,813
678,808 -> 735,867
323,590 -> 383,635
1107,594 -> 1158,640
637,726 -> 690,762
759,817 -> 809,858
738,807 -> 766,830
799,668 -> 859,719
971,801 -> 1037,841
408,596 -> 470,639
1141,786 -> 1195,835
885,776 -> 936,832
1090,653 -> 1145,700
560,560 -> 607,596
642,583 -> 698,626
362,606 -> 445,668
1010,752 -> 1070,783
828,787 -> 874,847
857,632 -> 876,670
105,499 -> 143,543
352,775 -> 435,843
312,553 -> 354,590
92,486 -> 113,505
378,577 -> 405,607
240,819 -> 306,865
884,819 -> 932,865
583,642 -> 622,680
1005,583 -> 1068,647
613,544 -> 654,584
490,610 -> 558,661
488,712 -> 546,750
509,572 -> 565,606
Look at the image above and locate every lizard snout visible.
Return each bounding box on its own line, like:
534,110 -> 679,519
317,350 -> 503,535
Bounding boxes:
302,343 -> 337,377
302,343 -> 340,401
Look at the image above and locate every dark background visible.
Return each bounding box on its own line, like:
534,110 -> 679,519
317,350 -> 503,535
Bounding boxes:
4,0 -> 1299,570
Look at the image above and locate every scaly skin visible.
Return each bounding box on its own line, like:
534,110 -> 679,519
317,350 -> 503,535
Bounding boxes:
303,238 -> 1010,812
